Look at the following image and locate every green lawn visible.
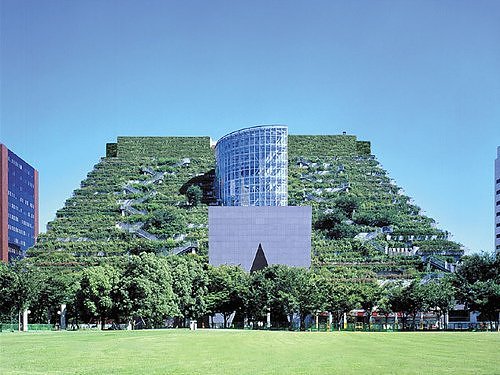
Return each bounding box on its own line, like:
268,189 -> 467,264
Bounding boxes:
0,330 -> 498,374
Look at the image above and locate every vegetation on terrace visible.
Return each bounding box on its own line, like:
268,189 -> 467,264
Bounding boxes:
287,134 -> 462,278
31,134 -> 463,279
34,136 -> 215,257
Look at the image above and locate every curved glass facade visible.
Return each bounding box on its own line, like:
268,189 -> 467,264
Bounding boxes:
215,125 -> 288,206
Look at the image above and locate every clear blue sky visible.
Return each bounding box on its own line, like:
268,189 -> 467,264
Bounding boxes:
1,0 -> 499,253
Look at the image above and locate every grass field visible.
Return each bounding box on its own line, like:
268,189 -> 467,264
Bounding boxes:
0,329 -> 498,374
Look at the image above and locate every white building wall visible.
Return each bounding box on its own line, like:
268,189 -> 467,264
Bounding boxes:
496,147 -> 500,254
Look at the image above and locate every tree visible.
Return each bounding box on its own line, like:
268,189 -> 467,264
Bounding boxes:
407,282 -> 426,330
167,255 -> 208,326
353,209 -> 398,227
314,209 -> 357,239
249,265 -> 315,329
327,223 -> 358,240
314,208 -> 346,231
30,269 -> 80,325
387,281 -> 424,330
76,264 -> 120,329
0,261 -> 40,329
143,208 -> 186,238
119,253 -> 179,328
452,253 -> 500,324
185,185 -> 202,207
356,281 -> 381,328
264,265 -> 304,330
468,280 -> 500,323
334,195 -> 360,219
295,269 -> 325,330
377,286 -> 394,326
421,278 -> 456,329
247,269 -> 273,324
0,263 -> 19,321
206,265 -> 248,328
321,272 -> 360,327
454,253 -> 498,285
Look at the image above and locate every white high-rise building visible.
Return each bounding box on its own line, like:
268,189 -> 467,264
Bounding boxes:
496,146 -> 500,254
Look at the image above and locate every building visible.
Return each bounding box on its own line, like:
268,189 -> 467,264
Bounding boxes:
209,206 -> 311,271
0,144 -> 38,262
210,125 -> 311,271
215,125 -> 288,206
496,146 -> 500,254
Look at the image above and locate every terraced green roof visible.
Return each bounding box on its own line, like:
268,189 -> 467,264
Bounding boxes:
31,134 -> 463,279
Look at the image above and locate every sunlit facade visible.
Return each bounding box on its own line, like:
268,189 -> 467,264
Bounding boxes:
496,146 -> 500,254
215,125 -> 288,206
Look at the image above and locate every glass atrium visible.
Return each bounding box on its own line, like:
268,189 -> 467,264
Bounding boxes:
215,125 -> 288,206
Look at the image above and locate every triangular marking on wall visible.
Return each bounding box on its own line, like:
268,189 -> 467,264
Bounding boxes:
250,243 -> 268,272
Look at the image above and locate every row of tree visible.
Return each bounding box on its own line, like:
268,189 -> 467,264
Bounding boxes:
0,253 -> 498,330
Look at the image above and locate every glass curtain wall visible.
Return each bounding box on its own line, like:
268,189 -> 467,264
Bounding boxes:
215,125 -> 288,206
7,150 -> 36,259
